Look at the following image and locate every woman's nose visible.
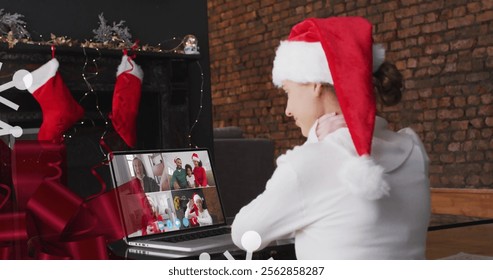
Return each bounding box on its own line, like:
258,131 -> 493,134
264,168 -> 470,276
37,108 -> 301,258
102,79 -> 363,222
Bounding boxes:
285,106 -> 292,117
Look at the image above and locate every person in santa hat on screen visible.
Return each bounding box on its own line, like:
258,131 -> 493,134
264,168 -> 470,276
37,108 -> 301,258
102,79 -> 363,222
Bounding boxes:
191,153 -> 209,187
231,17 -> 430,260
185,194 -> 213,226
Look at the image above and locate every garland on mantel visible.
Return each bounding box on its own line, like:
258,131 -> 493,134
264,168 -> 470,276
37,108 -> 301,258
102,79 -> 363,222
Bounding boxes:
0,11 -> 192,54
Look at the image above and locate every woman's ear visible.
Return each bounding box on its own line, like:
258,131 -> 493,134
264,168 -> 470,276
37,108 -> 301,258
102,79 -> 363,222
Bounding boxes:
314,83 -> 324,97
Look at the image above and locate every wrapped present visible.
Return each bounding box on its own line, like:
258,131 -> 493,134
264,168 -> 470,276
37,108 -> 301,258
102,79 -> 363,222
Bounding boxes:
0,140 -> 125,259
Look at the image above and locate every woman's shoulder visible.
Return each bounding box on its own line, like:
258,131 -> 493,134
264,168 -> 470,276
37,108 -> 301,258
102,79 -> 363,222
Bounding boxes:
397,127 -> 423,145
277,140 -> 349,169
397,127 -> 429,162
144,176 -> 156,182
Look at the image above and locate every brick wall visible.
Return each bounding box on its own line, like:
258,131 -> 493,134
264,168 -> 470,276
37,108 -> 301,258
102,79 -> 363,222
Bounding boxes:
207,0 -> 493,189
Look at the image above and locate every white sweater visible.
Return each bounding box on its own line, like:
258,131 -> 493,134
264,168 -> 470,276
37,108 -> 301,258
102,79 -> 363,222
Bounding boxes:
231,117 -> 430,259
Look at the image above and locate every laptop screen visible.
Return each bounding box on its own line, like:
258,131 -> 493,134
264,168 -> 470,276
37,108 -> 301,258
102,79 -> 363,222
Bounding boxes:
109,149 -> 226,239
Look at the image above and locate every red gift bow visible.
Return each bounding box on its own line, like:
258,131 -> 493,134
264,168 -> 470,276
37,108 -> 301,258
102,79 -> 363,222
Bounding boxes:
0,140 -> 125,259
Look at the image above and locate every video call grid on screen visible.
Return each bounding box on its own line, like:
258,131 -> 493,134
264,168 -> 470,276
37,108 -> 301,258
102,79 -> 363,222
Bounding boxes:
110,149 -> 226,238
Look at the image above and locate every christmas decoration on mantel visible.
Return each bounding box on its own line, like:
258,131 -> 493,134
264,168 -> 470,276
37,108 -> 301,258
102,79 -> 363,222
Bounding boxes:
0,9 -> 30,48
91,13 -> 132,48
0,10 -> 200,55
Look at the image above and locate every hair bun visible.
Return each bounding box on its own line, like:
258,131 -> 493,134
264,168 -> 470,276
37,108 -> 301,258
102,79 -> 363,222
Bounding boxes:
373,62 -> 403,106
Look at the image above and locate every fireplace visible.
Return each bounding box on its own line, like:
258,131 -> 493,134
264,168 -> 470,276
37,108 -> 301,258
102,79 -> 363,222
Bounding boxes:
0,44 -> 201,197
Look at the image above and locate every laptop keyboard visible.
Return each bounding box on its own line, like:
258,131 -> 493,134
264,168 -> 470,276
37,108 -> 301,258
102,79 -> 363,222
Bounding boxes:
154,227 -> 231,243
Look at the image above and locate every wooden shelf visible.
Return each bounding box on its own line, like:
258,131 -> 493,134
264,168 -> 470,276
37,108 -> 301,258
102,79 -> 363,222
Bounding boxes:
431,188 -> 493,219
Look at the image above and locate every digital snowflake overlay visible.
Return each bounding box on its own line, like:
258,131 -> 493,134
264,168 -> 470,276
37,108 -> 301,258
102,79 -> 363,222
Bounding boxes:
199,231 -> 273,260
0,61 -> 32,137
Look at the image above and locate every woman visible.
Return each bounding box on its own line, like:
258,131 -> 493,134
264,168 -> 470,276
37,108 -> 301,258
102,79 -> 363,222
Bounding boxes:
231,17 -> 430,259
191,153 -> 208,187
184,194 -> 213,226
132,157 -> 160,193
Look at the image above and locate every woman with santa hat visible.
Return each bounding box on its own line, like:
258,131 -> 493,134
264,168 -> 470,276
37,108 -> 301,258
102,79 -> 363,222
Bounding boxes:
231,17 -> 430,259
185,194 -> 213,226
191,153 -> 209,187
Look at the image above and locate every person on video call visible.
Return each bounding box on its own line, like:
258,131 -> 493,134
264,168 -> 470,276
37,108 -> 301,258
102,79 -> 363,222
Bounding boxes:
185,164 -> 196,188
159,160 -> 171,191
141,197 -> 165,235
169,158 -> 188,190
191,153 -> 208,187
133,157 -> 160,193
231,17 -> 430,259
185,194 -> 213,226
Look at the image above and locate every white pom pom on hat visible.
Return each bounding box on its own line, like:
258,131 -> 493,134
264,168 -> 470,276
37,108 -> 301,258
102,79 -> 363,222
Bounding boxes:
339,155 -> 390,200
193,194 -> 203,203
192,153 -> 200,162
272,17 -> 390,200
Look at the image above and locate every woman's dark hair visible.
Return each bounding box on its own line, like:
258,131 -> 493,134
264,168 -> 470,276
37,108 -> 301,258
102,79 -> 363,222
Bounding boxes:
199,197 -> 207,210
373,62 -> 403,106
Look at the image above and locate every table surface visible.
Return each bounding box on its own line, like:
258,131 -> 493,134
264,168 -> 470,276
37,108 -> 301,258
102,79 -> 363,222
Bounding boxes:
110,221 -> 493,260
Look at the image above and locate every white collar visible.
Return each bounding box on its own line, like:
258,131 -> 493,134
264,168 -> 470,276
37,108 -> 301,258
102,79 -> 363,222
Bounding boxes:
305,117 -> 347,144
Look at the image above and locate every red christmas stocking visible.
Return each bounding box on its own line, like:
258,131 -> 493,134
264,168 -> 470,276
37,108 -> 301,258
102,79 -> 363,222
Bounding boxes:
27,58 -> 84,143
109,55 -> 143,148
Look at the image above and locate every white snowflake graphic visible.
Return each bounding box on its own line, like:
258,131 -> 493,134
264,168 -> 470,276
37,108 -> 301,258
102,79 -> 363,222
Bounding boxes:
199,231 -> 273,260
0,63 -> 32,137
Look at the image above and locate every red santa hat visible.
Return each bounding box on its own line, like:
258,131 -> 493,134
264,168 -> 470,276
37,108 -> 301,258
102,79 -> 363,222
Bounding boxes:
191,153 -> 200,162
193,193 -> 203,203
272,17 -> 389,200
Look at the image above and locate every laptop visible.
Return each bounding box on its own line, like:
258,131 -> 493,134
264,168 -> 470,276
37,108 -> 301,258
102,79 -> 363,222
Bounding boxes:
109,148 -> 236,254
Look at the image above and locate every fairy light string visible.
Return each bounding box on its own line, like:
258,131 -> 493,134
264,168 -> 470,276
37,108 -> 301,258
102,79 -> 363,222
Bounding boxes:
160,36 -> 190,54
159,35 -> 204,148
78,46 -> 111,157
188,61 -> 205,148
80,46 -> 106,125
